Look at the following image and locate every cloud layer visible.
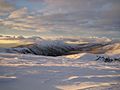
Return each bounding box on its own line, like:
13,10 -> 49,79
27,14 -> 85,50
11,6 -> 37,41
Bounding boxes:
0,0 -> 120,38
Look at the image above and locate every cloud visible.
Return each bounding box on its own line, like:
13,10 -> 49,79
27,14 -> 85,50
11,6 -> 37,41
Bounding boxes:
0,0 -> 120,38
0,0 -> 14,16
41,0 -> 120,30
0,19 -> 35,31
29,0 -> 45,2
0,9 -> 47,32
8,7 -> 28,19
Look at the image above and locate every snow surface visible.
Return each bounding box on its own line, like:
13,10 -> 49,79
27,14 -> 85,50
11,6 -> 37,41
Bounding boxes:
0,52 -> 120,90
0,38 -> 120,90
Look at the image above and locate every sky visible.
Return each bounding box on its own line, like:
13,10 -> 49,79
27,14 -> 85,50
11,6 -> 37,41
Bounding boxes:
0,0 -> 120,39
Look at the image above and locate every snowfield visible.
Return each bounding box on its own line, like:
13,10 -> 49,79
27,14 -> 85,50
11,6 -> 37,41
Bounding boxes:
0,38 -> 120,90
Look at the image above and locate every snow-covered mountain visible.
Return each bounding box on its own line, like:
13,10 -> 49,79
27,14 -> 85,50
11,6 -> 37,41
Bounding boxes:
0,39 -> 120,56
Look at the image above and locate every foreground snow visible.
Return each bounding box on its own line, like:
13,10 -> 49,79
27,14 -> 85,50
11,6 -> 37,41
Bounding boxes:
0,38 -> 120,90
0,52 -> 120,90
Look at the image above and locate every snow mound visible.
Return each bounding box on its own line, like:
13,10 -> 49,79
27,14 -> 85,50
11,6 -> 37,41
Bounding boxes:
104,43 -> 120,54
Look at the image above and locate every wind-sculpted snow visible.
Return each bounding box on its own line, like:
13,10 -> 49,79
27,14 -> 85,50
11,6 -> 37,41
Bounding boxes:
0,52 -> 120,90
0,40 -> 120,56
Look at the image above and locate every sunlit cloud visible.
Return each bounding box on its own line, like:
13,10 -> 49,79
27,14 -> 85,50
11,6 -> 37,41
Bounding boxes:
8,7 -> 28,19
